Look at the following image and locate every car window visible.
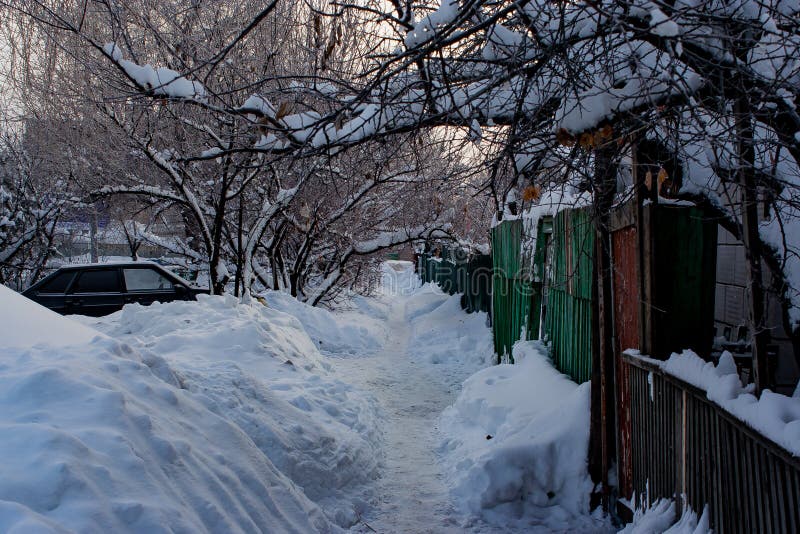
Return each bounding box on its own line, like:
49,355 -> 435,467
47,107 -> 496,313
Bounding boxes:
71,269 -> 121,293
38,271 -> 75,293
123,268 -> 174,291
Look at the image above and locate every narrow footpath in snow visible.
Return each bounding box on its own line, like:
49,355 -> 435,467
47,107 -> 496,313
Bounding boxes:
337,296 -> 463,532
325,262 -> 612,533
330,262 -> 501,533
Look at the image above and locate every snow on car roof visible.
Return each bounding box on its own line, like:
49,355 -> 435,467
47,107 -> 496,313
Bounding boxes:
57,260 -> 163,268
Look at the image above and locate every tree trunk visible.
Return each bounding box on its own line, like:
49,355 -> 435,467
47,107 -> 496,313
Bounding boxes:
90,210 -> 99,263
736,99 -> 771,394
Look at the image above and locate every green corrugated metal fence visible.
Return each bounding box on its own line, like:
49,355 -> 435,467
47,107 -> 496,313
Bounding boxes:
491,274 -> 538,360
462,254 -> 492,314
529,217 -> 553,343
417,250 -> 492,314
649,204 -> 718,359
543,208 -> 595,383
491,220 -> 539,362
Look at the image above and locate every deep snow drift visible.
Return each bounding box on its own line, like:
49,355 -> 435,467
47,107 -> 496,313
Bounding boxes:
439,340 -> 606,531
2,261 -> 687,533
0,288 -> 336,533
0,284 -> 102,346
78,294 -> 382,529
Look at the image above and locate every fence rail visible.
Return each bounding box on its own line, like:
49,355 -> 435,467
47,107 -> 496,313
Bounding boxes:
623,353 -> 800,533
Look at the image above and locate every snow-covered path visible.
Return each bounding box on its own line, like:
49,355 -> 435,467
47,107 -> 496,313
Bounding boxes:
328,263 -> 605,533
336,295 -> 465,533
320,262 -> 504,533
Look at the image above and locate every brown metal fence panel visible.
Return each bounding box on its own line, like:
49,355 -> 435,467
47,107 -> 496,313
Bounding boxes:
612,225 -> 640,499
612,226 -> 640,353
624,353 -> 800,533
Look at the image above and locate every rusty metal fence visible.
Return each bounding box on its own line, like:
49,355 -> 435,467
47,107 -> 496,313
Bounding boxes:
623,353 -> 800,533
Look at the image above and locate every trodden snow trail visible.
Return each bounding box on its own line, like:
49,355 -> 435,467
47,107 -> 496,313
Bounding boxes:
339,295 -> 462,533
335,264 -> 509,533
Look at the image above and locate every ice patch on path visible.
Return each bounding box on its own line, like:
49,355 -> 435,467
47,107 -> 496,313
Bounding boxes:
619,498 -> 710,534
0,291 -> 334,533
439,340 -> 610,531
77,294 -> 383,528
263,290 -> 387,356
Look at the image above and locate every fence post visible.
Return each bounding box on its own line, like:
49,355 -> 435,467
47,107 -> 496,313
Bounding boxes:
675,388 -> 686,522
590,143 -> 619,506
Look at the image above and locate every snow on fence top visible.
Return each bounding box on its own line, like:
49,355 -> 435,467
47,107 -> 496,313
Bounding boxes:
628,349 -> 800,457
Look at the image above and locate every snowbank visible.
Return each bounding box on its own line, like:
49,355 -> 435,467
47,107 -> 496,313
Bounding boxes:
79,295 -> 382,527
262,290 -> 386,356
406,287 -> 493,370
0,284 -> 103,347
0,292 -> 335,532
619,499 -> 710,534
438,340 -> 606,530
655,350 -> 800,457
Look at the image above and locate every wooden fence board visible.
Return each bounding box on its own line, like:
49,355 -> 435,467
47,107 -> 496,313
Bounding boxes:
623,353 -> 800,533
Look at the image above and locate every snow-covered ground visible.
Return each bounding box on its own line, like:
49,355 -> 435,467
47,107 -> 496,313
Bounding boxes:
439,342 -> 606,532
77,293 -> 383,529
2,260 -> 703,532
0,287 -> 336,532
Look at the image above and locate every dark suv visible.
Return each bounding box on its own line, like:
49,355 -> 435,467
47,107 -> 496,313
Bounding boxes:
23,262 -> 209,317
